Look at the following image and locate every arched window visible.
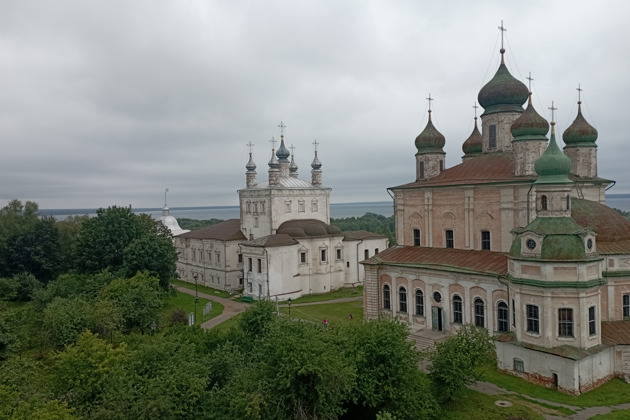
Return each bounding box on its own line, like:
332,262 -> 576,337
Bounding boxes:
541,195 -> 548,211
497,301 -> 509,332
399,287 -> 407,313
415,290 -> 424,316
453,295 -> 463,324
383,285 -> 391,310
566,195 -> 570,210
474,298 -> 485,328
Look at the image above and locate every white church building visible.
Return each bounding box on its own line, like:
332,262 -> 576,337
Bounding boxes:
174,125 -> 387,300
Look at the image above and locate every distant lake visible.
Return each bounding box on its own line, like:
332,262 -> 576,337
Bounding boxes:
40,201 -> 395,221
39,194 -> 630,221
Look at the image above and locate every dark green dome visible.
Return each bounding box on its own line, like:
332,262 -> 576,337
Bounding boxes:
562,102 -> 598,147
510,217 -> 591,260
415,112 -> 445,155
534,124 -> 572,184
511,96 -> 549,141
462,118 -> 482,155
478,56 -> 528,115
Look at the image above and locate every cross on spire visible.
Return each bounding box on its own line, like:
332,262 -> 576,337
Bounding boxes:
269,137 -> 277,150
278,121 -> 286,136
526,72 -> 534,92
289,144 -> 296,155
247,141 -> 254,154
577,84 -> 583,103
498,20 -> 507,50
164,188 -> 169,207
312,139 -> 319,152
472,102 -> 478,119
548,101 -> 557,122
426,93 -> 434,112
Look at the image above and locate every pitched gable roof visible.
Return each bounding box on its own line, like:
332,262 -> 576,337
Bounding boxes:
177,219 -> 246,241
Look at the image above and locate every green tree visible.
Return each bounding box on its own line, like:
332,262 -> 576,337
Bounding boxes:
56,214 -> 89,273
217,318 -> 355,420
122,234 -> 177,289
425,324 -> 495,402
75,206 -> 177,288
238,299 -> 277,339
51,331 -> 127,416
339,318 -> 439,420
99,272 -> 163,333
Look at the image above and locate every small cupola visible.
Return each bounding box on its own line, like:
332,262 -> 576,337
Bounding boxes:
462,107 -> 483,161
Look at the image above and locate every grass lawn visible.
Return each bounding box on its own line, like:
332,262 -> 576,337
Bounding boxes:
161,291 -> 224,326
481,364 -> 630,408
279,300 -> 363,324
592,409 -> 630,419
288,286 -> 363,304
212,312 -> 243,333
171,279 -> 232,299
440,388 -> 545,419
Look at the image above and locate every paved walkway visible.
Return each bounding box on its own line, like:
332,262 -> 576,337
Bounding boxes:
175,286 -> 247,330
470,380 -> 630,419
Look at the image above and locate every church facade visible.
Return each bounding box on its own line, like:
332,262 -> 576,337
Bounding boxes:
174,128 -> 387,300
363,37 -> 630,394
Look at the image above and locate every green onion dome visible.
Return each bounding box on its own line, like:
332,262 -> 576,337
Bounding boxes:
462,117 -> 482,155
415,110 -> 445,154
511,94 -> 549,141
478,52 -> 528,115
562,101 -> 598,147
534,122 -> 572,184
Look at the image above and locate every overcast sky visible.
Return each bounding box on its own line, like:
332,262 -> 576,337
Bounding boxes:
1,0 -> 629,210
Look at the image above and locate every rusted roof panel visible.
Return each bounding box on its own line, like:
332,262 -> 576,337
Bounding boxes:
391,153 -> 610,190
601,321 -> 630,346
571,199 -> 630,255
392,154 -> 528,189
343,230 -> 388,241
366,245 -> 508,276
241,233 -> 299,247
177,219 -> 246,241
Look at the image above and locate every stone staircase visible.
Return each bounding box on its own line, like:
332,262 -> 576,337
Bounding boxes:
408,328 -> 450,351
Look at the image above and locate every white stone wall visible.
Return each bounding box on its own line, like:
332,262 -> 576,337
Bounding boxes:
496,342 -> 615,395
239,188 -> 330,240
343,237 -> 389,286
513,140 -> 547,176
481,111 -> 521,153
565,147 -> 597,179
174,237 -> 243,292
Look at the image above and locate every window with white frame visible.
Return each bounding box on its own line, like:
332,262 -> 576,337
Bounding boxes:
415,290 -> 424,316
413,229 -> 421,246
453,295 -> 463,324
383,284 -> 391,309
588,306 -> 596,336
445,229 -> 454,248
474,298 -> 485,328
399,287 -> 407,313
526,304 -> 539,333
558,308 -> 574,338
481,230 -> 491,250
311,199 -> 318,212
624,294 -> 630,318
298,199 -> 305,212
497,301 -> 509,332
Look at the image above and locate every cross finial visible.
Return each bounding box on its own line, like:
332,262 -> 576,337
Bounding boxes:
312,139 -> 319,152
526,72 -> 534,92
426,93 -> 434,112
269,137 -> 277,150
164,188 -> 169,207
247,141 -> 254,154
278,121 -> 286,136
289,144 -> 296,155
498,20 -> 507,50
548,101 -> 557,122
472,102 -> 479,119
576,84 -> 583,103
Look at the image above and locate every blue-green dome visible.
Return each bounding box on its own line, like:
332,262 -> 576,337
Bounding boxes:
462,118 -> 483,155
534,123 -> 572,184
478,54 -> 528,116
